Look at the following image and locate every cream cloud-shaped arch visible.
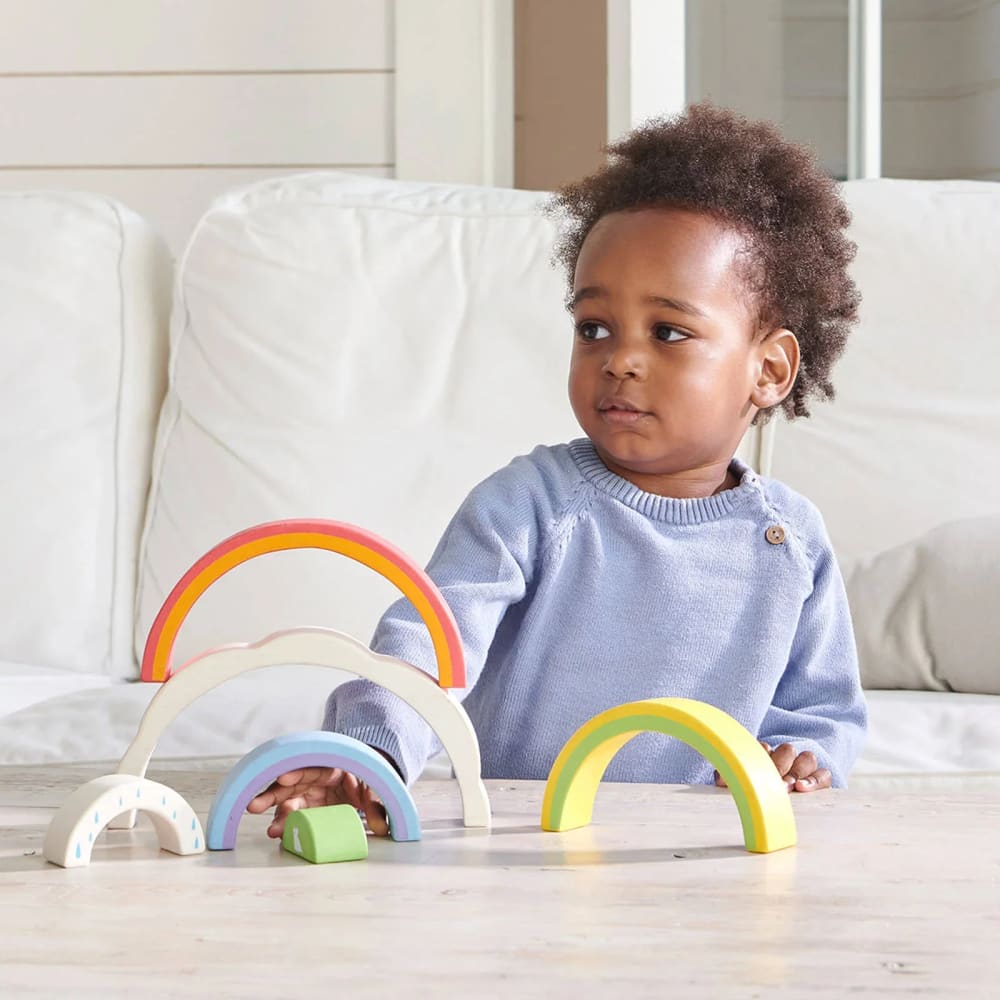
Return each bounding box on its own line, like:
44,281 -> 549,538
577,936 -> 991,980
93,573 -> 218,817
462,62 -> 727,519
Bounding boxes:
111,627 -> 490,831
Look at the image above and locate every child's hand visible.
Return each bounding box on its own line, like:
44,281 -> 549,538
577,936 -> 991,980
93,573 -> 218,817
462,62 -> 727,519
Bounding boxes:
246,766 -> 390,838
714,741 -> 831,793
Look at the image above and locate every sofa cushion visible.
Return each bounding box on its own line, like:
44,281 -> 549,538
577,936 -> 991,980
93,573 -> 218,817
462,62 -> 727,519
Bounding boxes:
135,173 -> 583,669
846,517 -> 1000,694
0,193 -> 170,677
764,180 -> 1000,566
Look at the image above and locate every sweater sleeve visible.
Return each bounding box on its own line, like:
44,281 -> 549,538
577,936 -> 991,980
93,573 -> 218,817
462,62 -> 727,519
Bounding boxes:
323,456 -> 549,784
758,536 -> 868,787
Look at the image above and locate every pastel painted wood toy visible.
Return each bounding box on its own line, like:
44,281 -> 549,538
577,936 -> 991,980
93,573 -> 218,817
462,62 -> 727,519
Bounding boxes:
282,805 -> 369,864
43,775 -> 204,868
140,518 -> 465,687
111,628 -> 490,832
541,698 -> 797,854
207,731 -> 422,847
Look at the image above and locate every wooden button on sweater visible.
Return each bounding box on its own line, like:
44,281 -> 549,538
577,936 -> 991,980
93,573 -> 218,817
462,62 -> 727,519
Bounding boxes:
765,525 -> 786,545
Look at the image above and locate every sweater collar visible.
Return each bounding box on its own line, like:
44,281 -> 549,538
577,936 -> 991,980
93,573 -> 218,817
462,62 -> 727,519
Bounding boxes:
568,438 -> 761,525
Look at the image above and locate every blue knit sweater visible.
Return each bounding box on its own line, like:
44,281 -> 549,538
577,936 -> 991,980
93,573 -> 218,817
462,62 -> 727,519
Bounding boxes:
324,439 -> 867,787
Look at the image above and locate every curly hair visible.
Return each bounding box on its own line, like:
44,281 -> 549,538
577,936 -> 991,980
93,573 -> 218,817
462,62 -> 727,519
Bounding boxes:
546,102 -> 860,421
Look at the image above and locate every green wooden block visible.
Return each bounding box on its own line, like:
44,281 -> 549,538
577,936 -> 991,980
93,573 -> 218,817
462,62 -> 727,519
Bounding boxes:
281,804 -> 369,864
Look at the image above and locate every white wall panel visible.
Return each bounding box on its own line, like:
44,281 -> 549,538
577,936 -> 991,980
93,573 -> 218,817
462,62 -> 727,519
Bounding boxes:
0,0 -> 396,250
0,0 -> 391,72
0,75 -> 392,167
394,0 -> 513,186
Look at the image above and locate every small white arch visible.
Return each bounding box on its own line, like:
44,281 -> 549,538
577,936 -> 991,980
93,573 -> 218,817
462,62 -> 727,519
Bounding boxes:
44,775 -> 204,868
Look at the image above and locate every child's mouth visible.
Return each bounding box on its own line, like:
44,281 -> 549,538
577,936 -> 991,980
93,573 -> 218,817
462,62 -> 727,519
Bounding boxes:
598,398 -> 650,424
599,406 -> 649,425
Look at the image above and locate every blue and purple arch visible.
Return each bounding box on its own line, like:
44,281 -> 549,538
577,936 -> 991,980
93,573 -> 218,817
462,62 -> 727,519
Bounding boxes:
206,732 -> 421,848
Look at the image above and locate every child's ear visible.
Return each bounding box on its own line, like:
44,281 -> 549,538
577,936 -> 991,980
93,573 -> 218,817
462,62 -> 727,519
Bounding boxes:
750,328 -> 800,410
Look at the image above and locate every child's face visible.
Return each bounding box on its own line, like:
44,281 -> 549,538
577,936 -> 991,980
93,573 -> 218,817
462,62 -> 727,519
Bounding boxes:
567,207 -> 796,492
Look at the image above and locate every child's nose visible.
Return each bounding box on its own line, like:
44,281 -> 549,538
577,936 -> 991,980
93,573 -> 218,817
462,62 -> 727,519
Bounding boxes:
601,340 -> 647,379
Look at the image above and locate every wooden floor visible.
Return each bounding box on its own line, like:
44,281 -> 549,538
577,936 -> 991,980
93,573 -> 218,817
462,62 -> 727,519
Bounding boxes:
1,762 -> 998,998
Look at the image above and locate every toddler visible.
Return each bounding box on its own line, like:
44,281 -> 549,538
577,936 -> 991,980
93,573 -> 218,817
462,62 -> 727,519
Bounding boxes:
249,103 -> 868,837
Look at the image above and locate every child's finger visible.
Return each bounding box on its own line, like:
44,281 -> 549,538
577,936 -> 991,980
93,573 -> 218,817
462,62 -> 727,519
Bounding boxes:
792,768 -> 832,793
249,775 -> 307,812
276,794 -> 308,818
361,784 -> 390,837
278,766 -> 342,788
246,785 -> 279,813
266,794 -> 308,838
714,770 -> 728,788
769,743 -> 797,781
787,751 -> 818,783
247,768 -> 344,813
273,768 -> 307,786
337,770 -> 365,809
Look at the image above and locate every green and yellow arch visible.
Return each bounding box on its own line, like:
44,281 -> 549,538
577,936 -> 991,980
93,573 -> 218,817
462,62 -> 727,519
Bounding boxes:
541,698 -> 797,853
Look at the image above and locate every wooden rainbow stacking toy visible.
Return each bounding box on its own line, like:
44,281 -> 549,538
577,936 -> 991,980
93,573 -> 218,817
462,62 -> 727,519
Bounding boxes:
42,519 -> 798,868
44,519 -> 491,867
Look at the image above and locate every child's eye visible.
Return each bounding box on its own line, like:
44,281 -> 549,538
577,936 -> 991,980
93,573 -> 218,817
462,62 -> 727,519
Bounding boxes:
654,325 -> 688,343
576,322 -> 611,341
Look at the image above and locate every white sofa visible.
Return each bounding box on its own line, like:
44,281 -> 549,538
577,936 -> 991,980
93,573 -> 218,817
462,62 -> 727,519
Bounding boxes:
2,174 -> 998,778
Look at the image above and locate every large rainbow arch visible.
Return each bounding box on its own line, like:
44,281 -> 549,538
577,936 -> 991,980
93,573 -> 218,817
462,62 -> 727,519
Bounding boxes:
141,519 -> 465,687
541,698 -> 796,854
206,733 -> 421,848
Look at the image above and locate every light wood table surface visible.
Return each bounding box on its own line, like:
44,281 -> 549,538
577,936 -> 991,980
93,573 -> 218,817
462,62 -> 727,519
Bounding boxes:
1,762 -> 998,998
